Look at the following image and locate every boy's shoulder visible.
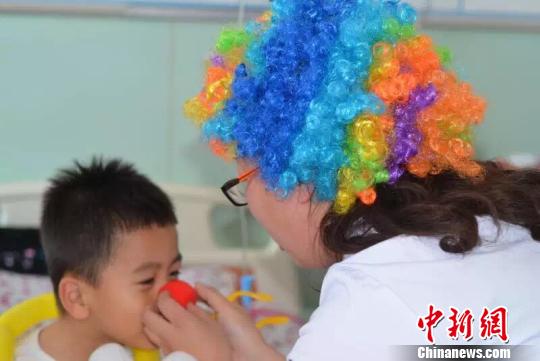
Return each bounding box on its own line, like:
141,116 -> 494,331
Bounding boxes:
15,321 -> 56,361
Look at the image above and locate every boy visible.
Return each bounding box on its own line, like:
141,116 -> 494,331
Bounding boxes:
15,158 -> 196,361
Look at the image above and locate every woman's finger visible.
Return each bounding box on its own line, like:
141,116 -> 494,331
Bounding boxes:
144,326 -> 172,355
157,291 -> 192,326
195,283 -> 235,314
143,326 -> 163,349
187,303 -> 214,322
142,308 -> 177,340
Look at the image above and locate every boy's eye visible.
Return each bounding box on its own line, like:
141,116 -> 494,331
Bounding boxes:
139,278 -> 155,285
169,270 -> 180,278
138,271 -> 179,286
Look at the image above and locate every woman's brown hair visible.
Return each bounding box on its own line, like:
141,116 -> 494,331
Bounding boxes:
320,161 -> 540,259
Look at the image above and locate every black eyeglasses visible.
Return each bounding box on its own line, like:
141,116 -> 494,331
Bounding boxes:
221,168 -> 258,207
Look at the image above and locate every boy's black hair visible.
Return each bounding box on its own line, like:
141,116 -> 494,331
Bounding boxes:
40,157 -> 177,307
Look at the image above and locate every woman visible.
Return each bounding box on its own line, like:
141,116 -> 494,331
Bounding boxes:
143,1 -> 540,360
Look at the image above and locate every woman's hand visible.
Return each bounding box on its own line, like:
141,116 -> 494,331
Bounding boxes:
142,292 -> 233,361
194,284 -> 284,361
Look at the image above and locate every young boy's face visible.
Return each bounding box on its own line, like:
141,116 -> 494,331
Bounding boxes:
85,224 -> 181,349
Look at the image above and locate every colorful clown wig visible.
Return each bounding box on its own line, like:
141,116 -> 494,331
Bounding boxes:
185,0 -> 487,214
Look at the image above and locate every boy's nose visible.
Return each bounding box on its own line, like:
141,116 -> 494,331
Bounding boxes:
150,281 -> 167,304
147,291 -> 162,312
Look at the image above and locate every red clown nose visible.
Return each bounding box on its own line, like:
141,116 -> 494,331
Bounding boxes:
159,280 -> 198,308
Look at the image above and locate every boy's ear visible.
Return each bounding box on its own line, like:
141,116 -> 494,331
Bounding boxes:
58,275 -> 91,320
